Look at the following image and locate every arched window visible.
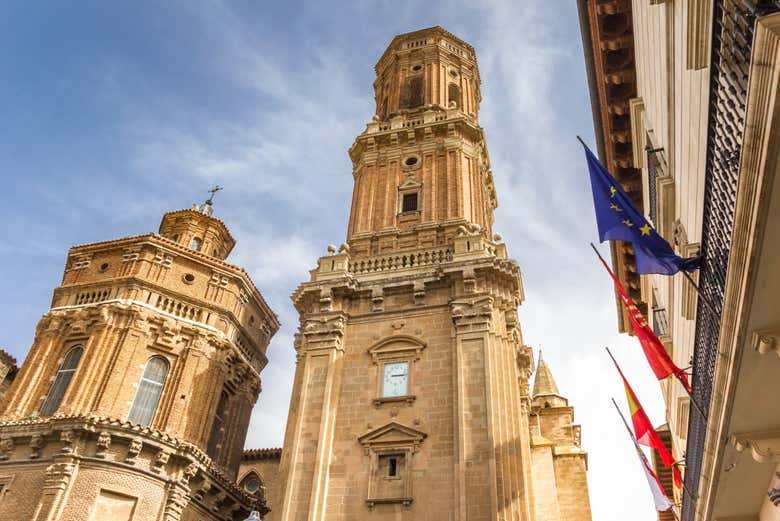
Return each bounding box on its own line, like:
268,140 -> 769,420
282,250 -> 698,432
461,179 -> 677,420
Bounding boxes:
241,472 -> 263,496
40,345 -> 84,416
189,237 -> 202,251
127,356 -> 169,426
448,83 -> 461,109
401,76 -> 424,109
207,391 -> 229,457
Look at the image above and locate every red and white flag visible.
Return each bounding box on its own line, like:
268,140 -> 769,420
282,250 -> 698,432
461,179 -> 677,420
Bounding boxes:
595,246 -> 692,392
633,437 -> 675,512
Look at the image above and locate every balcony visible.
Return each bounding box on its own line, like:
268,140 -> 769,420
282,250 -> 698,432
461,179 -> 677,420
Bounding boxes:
683,2 -> 780,520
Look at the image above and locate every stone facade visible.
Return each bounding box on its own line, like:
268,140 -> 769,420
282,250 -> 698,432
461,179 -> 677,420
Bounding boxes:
238,448 -> 282,513
257,26 -> 592,521
0,199 -> 279,521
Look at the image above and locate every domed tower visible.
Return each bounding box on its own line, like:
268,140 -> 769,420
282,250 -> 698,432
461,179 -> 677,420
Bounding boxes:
271,27 -> 581,521
0,194 -> 279,521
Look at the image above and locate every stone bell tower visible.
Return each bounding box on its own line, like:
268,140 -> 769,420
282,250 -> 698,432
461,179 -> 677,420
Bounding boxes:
273,27 -> 543,521
0,196 -> 279,521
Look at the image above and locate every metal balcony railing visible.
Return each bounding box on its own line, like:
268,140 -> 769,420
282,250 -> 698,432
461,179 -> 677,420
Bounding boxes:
682,2 -> 780,520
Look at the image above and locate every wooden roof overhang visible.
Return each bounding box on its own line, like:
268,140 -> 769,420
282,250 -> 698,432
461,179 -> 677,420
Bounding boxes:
577,0 -> 647,332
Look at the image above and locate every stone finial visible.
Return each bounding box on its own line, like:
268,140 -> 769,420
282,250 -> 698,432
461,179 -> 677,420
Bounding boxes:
327,244 -> 337,255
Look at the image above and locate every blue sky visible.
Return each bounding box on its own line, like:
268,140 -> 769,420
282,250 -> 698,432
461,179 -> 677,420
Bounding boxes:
1,1 -> 672,519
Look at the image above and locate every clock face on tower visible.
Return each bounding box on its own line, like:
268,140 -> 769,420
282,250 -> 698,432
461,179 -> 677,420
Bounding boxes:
382,361 -> 409,397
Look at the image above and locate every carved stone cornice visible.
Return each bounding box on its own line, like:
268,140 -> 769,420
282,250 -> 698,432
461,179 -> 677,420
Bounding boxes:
0,414 -> 256,514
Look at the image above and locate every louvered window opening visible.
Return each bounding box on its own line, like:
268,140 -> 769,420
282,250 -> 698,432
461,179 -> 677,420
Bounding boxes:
402,193 -> 418,212
40,346 -> 84,416
681,2 -> 780,519
127,356 -> 169,426
402,76 -> 424,109
207,391 -> 229,458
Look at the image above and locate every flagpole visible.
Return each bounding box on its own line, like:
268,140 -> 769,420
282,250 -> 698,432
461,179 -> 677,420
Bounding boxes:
591,243 -> 708,422
611,398 -> 682,521
608,351 -> 699,506
680,270 -> 718,317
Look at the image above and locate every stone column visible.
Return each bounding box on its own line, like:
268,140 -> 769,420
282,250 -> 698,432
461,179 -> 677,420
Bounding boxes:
278,311 -> 346,521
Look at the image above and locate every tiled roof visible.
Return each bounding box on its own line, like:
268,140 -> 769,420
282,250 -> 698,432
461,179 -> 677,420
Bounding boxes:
242,447 -> 282,460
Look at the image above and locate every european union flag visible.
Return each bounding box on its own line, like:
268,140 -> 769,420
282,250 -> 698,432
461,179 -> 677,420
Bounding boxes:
581,141 -> 701,275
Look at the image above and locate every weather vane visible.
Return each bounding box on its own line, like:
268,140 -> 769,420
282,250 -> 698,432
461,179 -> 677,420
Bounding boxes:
206,185 -> 223,204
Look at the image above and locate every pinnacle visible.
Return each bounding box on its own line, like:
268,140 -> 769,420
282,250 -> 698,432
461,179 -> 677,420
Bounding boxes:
532,350 -> 560,397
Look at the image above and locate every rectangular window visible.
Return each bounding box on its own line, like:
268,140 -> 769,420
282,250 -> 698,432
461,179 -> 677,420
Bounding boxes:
89,490 -> 137,521
382,361 -> 409,398
402,193 -> 418,212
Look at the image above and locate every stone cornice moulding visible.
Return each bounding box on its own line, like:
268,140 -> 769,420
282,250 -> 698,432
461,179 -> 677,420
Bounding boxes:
698,12 -> 780,521
367,335 -> 427,365
47,299 -> 265,378
68,234 -> 279,329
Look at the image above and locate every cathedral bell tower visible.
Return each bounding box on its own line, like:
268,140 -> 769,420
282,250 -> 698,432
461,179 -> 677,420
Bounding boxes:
274,27 -> 541,521
0,196 -> 279,521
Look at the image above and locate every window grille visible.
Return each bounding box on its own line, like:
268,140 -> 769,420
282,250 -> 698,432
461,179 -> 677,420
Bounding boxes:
402,193 -> 418,213
40,345 -> 84,416
127,356 -> 169,426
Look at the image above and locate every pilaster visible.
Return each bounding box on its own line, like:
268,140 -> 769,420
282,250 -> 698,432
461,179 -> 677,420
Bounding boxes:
279,311 -> 346,521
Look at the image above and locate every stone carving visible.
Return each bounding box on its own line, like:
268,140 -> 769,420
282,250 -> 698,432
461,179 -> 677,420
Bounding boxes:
95,431 -> 111,458
125,437 -> 143,463
730,431 -> 780,463
753,330 -> 780,358
44,462 -> 76,485
59,429 -> 75,454
302,314 -> 346,336
192,479 -> 213,501
153,450 -> 171,473
451,295 -> 494,323
0,438 -> 14,460
181,462 -> 199,484
29,434 -> 44,459
164,484 -> 189,520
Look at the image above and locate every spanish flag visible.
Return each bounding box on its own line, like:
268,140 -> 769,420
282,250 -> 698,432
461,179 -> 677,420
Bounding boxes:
611,352 -> 684,489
